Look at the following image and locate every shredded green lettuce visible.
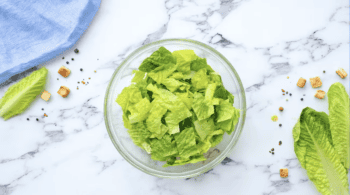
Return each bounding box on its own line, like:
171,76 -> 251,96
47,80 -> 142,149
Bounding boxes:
116,47 -> 240,167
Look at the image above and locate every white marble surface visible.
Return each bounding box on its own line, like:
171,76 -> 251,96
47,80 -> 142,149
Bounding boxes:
0,0 -> 349,194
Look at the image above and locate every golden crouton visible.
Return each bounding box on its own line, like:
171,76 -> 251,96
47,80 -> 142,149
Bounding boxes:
309,77 -> 322,88
280,168 -> 288,178
57,86 -> 70,98
336,68 -> 347,79
315,90 -> 326,99
58,66 -> 71,77
41,90 -> 51,101
297,78 -> 306,88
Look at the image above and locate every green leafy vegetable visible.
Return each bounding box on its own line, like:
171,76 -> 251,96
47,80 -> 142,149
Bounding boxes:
116,47 -> 240,167
327,82 -> 349,170
0,67 -> 48,120
173,49 -> 197,73
192,68 -> 208,90
293,107 -> 349,195
139,47 -> 176,72
174,127 -> 199,158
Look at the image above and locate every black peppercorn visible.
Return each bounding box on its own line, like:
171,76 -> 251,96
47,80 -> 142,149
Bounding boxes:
42,108 -> 44,111
279,141 -> 282,145
74,48 -> 79,53
289,93 -> 292,96
80,68 -> 83,71
36,118 -> 39,121
27,118 -> 29,121
62,57 -> 65,59
279,124 -> 282,127
272,152 -> 275,155
301,98 -> 304,101
66,61 -> 69,64
71,58 -> 74,61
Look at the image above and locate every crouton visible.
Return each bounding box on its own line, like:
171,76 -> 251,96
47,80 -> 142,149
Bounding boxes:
297,78 -> 306,88
315,90 -> 326,99
41,90 -> 51,101
336,68 -> 347,79
58,66 -> 71,77
280,168 -> 288,178
310,77 -> 322,88
57,86 -> 70,97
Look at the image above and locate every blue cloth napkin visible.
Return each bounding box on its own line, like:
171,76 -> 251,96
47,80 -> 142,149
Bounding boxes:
0,0 -> 101,84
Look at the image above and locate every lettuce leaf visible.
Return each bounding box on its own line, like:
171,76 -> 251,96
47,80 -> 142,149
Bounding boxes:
150,134 -> 178,161
116,85 -> 143,111
194,118 -> 215,141
192,92 -> 214,121
128,98 -> 151,123
146,100 -> 168,139
293,107 -> 349,195
139,47 -> 176,72
327,82 -> 349,170
148,63 -> 177,84
190,57 -> 214,73
174,127 -> 199,158
0,67 -> 48,120
192,68 -> 208,90
173,50 -> 197,73
128,122 -> 152,153
163,154 -> 206,167
131,70 -> 146,83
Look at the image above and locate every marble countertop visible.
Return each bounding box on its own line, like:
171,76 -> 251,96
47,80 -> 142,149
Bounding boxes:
0,0 -> 349,194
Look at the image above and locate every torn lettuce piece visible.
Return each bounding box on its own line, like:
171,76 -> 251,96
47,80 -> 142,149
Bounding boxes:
131,70 -> 146,83
169,72 -> 184,80
175,92 -> 193,110
163,154 -> 206,167
151,134 -> 178,161
192,92 -> 214,121
128,98 -> 151,123
217,106 -> 240,135
128,122 -> 151,153
174,127 -> 199,158
148,63 -> 177,84
139,46 -> 176,72
146,100 -> 168,139
116,85 -> 143,111
194,118 -> 215,141
293,107 -> 349,195
173,49 -> 197,73
327,82 -> 349,170
190,57 -> 214,73
162,78 -> 189,92
192,68 -> 208,90
165,110 -> 192,134
216,99 -> 236,122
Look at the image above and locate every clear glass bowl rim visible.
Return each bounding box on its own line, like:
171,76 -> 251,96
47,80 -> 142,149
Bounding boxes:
104,38 -> 246,179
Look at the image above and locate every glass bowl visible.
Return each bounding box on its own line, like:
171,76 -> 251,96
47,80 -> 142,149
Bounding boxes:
104,39 -> 246,179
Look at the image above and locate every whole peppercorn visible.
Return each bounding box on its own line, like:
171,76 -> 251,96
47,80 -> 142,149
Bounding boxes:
27,118 -> 29,121
279,141 -> 282,145
62,57 -> 65,59
36,118 -> 39,121
279,107 -> 284,111
74,48 -> 79,53
279,124 -> 282,127
71,58 -> 74,61
80,68 -> 83,71
66,61 -> 69,64
301,98 -> 304,101
289,93 -> 292,96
